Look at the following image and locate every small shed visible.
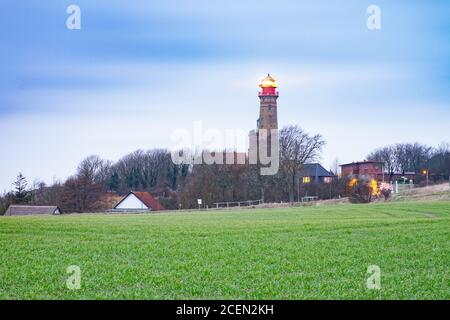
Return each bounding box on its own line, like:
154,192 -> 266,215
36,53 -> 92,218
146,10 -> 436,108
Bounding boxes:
5,205 -> 61,216
113,191 -> 165,212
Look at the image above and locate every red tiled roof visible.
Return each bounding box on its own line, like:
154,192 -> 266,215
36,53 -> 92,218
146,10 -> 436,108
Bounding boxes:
132,191 -> 165,211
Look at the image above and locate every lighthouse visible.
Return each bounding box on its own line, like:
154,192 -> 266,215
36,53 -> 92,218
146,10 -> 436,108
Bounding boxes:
257,74 -> 279,131
247,73 -> 280,199
249,73 -> 280,169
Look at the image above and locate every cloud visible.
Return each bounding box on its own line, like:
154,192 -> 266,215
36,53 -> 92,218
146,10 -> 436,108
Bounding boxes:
0,1 -> 449,190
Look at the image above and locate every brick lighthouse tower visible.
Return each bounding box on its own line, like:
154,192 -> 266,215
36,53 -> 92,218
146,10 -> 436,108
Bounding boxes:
249,73 -> 279,167
257,73 -> 279,131
248,74 -> 280,201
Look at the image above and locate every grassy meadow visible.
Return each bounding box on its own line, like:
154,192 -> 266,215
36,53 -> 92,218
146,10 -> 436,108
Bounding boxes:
0,201 -> 449,299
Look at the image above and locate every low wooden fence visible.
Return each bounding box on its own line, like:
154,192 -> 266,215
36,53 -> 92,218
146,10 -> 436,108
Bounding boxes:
213,199 -> 262,209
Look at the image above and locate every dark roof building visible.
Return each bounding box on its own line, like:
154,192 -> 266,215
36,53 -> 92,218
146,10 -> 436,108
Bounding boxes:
5,205 -> 61,216
113,191 -> 165,212
298,163 -> 336,184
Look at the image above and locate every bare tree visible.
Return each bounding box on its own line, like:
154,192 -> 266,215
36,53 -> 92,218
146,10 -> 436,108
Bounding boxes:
367,146 -> 397,181
31,180 -> 62,207
368,143 -> 433,176
429,142 -> 450,181
77,155 -> 105,183
394,143 -> 432,174
330,157 -> 340,176
279,125 -> 326,202
63,155 -> 108,212
0,191 -> 15,215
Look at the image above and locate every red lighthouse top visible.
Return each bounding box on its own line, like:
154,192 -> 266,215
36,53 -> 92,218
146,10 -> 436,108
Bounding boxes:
259,74 -> 279,97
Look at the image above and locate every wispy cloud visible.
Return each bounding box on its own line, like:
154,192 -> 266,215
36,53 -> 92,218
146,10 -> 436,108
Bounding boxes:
0,0 -> 449,190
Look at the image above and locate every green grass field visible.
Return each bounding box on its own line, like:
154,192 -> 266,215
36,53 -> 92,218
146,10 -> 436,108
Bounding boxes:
0,201 -> 449,300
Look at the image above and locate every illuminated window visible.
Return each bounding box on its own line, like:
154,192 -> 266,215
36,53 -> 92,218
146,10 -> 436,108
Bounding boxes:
324,177 -> 333,184
302,177 -> 311,184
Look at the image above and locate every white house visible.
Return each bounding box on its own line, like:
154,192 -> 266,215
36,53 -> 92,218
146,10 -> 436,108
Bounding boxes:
113,191 -> 165,212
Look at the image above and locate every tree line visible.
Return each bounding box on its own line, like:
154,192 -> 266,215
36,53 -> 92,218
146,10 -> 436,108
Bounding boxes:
367,142 -> 450,181
1,127 -> 449,214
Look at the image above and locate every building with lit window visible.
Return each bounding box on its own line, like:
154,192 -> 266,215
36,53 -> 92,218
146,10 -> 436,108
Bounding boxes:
340,160 -> 417,182
298,163 -> 336,184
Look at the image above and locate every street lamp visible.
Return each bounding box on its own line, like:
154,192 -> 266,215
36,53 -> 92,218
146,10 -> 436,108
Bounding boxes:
422,170 -> 429,186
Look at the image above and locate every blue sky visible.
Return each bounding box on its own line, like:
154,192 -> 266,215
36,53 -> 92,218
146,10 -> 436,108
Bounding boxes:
0,0 -> 449,191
